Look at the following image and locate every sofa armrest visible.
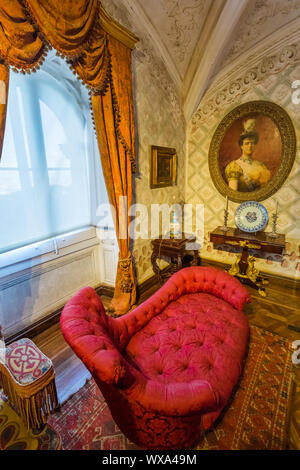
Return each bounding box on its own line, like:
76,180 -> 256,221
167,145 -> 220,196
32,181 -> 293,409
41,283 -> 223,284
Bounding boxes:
60,287 -> 131,384
127,377 -> 219,416
61,324 -> 132,385
71,335 -> 129,385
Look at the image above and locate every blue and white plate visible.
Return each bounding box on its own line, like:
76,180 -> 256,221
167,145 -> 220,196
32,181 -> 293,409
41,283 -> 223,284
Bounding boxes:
235,201 -> 268,233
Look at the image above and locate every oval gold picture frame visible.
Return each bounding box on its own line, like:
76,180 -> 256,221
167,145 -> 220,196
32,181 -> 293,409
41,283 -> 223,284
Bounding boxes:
208,101 -> 296,202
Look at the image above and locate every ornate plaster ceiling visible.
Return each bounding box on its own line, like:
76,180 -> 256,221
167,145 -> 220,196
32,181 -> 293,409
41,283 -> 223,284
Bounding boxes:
101,0 -> 300,121
129,0 -> 248,120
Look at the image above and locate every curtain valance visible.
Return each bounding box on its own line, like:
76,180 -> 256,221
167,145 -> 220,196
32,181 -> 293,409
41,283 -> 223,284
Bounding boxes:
0,0 -> 114,93
0,0 -> 46,70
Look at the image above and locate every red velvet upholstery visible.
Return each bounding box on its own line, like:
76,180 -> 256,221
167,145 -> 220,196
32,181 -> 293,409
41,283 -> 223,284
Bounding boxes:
60,267 -> 250,449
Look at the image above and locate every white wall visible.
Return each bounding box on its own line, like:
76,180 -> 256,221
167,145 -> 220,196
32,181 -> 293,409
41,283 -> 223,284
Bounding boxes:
0,228 -> 118,337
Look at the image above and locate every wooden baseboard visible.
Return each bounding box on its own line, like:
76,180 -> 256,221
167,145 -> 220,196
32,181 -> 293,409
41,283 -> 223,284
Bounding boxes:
136,266 -> 171,299
4,269 -> 167,344
5,284 -> 110,345
5,260 -> 298,345
96,284 -> 114,298
6,305 -> 65,345
136,258 -> 300,296
200,257 -> 300,291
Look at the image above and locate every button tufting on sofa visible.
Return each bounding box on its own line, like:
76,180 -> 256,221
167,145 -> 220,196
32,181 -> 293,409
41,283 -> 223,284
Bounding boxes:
60,266 -> 250,450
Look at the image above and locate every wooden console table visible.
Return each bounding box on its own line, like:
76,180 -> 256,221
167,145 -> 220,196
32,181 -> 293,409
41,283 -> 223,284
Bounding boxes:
210,227 -> 285,296
151,236 -> 200,285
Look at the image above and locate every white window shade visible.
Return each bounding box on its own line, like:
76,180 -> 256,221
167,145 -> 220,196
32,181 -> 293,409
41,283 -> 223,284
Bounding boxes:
0,63 -> 91,253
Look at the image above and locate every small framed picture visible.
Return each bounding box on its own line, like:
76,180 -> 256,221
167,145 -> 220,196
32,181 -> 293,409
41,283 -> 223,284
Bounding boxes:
150,145 -> 177,189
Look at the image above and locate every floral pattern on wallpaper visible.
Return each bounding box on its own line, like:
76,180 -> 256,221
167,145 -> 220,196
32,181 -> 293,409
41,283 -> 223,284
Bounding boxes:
133,240 -> 169,283
101,0 -> 186,285
133,242 -> 153,281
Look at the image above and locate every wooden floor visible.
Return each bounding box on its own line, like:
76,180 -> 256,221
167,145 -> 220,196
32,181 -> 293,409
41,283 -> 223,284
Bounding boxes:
243,278 -> 300,450
33,274 -> 300,450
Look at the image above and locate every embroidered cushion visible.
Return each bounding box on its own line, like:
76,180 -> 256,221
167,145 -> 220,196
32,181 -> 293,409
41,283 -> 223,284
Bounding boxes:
0,338 -> 58,430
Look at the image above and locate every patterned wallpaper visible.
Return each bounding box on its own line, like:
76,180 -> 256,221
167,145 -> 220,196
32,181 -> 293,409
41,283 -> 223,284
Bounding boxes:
186,60 -> 300,279
101,0 -> 186,284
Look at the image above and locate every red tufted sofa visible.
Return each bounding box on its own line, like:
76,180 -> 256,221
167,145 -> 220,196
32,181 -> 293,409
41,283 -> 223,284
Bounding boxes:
60,267 -> 250,450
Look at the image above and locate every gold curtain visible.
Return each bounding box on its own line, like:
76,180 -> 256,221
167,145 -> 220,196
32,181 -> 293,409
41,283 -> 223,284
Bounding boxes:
0,0 -> 137,314
91,35 -> 136,315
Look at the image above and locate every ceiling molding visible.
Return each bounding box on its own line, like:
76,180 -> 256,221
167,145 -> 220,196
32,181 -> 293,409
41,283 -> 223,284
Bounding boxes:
183,0 -> 250,123
122,0 -> 182,92
190,17 -> 300,126
100,4 -> 139,50
208,15 -> 300,92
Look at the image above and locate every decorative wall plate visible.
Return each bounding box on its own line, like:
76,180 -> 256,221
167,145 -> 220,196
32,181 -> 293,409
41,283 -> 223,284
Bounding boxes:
235,201 -> 268,233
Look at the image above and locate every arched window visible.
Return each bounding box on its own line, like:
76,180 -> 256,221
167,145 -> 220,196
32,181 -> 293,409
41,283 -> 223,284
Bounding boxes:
0,54 -> 108,255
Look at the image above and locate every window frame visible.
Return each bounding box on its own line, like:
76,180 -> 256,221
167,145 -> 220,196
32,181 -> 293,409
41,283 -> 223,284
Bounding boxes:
0,226 -> 99,277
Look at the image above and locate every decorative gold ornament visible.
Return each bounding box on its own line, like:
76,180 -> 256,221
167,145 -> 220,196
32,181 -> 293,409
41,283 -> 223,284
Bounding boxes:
227,239 -> 269,297
119,256 -> 134,293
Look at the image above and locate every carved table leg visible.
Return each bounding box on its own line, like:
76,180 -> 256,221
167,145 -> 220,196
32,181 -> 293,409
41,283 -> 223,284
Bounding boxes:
176,255 -> 183,271
169,255 -> 180,276
151,250 -> 162,285
191,250 -> 199,266
238,245 -> 250,277
229,245 -> 268,297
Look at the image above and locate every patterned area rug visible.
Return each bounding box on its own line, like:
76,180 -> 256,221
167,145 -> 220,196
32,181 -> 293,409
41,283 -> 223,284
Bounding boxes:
0,395 -> 62,450
48,325 -> 294,450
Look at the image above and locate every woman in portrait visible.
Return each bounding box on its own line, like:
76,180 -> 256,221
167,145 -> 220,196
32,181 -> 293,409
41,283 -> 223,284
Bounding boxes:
225,119 -> 271,191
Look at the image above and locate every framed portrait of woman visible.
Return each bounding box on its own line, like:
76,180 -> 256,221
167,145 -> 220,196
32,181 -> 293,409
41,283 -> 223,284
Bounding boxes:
208,101 -> 296,202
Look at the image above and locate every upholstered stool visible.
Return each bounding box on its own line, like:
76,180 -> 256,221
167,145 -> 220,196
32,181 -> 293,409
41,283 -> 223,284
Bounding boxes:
0,338 -> 58,430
